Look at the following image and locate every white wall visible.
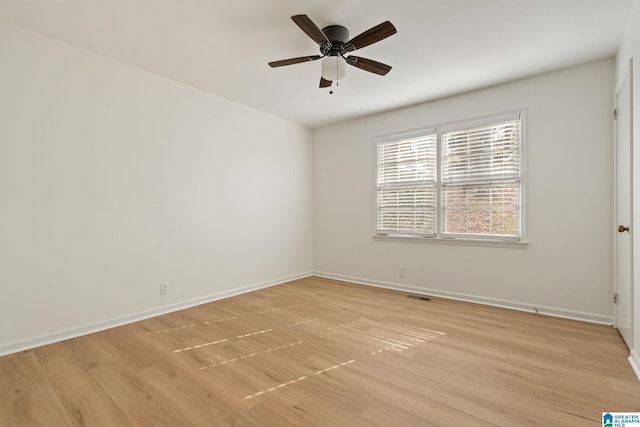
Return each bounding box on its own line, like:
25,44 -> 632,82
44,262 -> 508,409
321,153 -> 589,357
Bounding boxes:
0,20 -> 313,355
313,59 -> 614,323
617,0 -> 640,378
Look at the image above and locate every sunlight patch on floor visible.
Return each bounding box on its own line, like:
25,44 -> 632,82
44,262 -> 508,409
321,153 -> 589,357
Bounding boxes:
173,338 -> 228,353
244,359 -> 355,400
199,353 -> 257,370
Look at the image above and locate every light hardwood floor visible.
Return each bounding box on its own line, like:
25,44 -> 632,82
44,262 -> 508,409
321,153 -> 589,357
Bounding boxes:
1,276 -> 639,426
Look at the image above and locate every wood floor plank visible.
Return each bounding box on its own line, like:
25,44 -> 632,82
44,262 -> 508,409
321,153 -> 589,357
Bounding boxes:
60,332 -> 121,371
89,363 -> 197,427
0,352 -> 71,426
38,355 -> 134,427
323,361 -> 499,426
242,398 -> 316,427
138,363 -> 252,426
360,399 -> 440,427
2,276 -> 640,426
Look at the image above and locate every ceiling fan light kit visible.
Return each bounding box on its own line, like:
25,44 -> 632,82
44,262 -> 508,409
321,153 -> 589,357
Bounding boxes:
321,56 -> 346,82
268,15 -> 396,91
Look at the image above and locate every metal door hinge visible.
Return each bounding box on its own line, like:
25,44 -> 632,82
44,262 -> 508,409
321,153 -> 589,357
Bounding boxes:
613,292 -> 618,304
614,108 -> 618,120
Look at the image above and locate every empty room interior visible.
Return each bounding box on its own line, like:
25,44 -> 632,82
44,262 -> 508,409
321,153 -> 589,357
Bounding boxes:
3,1 -> 640,425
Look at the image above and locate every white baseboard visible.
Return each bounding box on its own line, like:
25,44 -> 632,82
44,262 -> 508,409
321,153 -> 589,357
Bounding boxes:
313,271 -> 613,325
0,272 -> 313,358
630,349 -> 640,381
1,271 -> 616,358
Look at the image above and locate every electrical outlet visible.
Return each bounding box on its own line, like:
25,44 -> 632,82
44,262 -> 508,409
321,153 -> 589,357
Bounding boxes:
160,282 -> 169,295
399,267 -> 406,278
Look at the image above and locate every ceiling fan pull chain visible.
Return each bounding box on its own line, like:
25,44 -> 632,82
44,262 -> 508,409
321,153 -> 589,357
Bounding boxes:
329,59 -> 339,95
330,81 -> 339,95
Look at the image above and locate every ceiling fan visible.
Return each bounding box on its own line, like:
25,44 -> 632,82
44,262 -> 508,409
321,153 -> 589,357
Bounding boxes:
268,15 -> 397,90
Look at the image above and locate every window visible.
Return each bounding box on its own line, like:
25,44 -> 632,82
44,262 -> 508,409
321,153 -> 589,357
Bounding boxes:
375,110 -> 525,242
376,132 -> 437,236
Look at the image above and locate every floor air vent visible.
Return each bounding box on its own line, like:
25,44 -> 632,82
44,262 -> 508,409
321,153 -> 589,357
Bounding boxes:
408,295 -> 432,302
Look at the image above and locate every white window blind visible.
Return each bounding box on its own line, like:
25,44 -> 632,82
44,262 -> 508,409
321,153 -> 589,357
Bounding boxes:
375,110 -> 524,243
376,133 -> 437,236
441,118 -> 521,239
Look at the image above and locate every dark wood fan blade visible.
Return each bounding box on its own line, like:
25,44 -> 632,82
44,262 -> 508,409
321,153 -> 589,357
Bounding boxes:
344,21 -> 397,52
319,77 -> 332,88
346,56 -> 392,76
291,15 -> 331,48
269,55 -> 322,67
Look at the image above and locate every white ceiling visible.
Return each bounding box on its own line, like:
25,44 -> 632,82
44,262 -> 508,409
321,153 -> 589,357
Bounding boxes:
0,0 -> 635,128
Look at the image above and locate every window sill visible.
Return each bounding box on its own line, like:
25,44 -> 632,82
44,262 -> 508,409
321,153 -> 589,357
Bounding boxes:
373,234 -> 529,248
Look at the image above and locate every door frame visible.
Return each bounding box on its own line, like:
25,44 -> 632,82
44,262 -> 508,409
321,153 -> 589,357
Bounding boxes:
613,58 -> 634,345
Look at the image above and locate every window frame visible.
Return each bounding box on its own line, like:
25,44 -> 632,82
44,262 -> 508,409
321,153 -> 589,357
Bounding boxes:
373,109 -> 528,247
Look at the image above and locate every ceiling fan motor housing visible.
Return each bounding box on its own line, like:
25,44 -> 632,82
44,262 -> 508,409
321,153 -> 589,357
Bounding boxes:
321,25 -> 349,56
